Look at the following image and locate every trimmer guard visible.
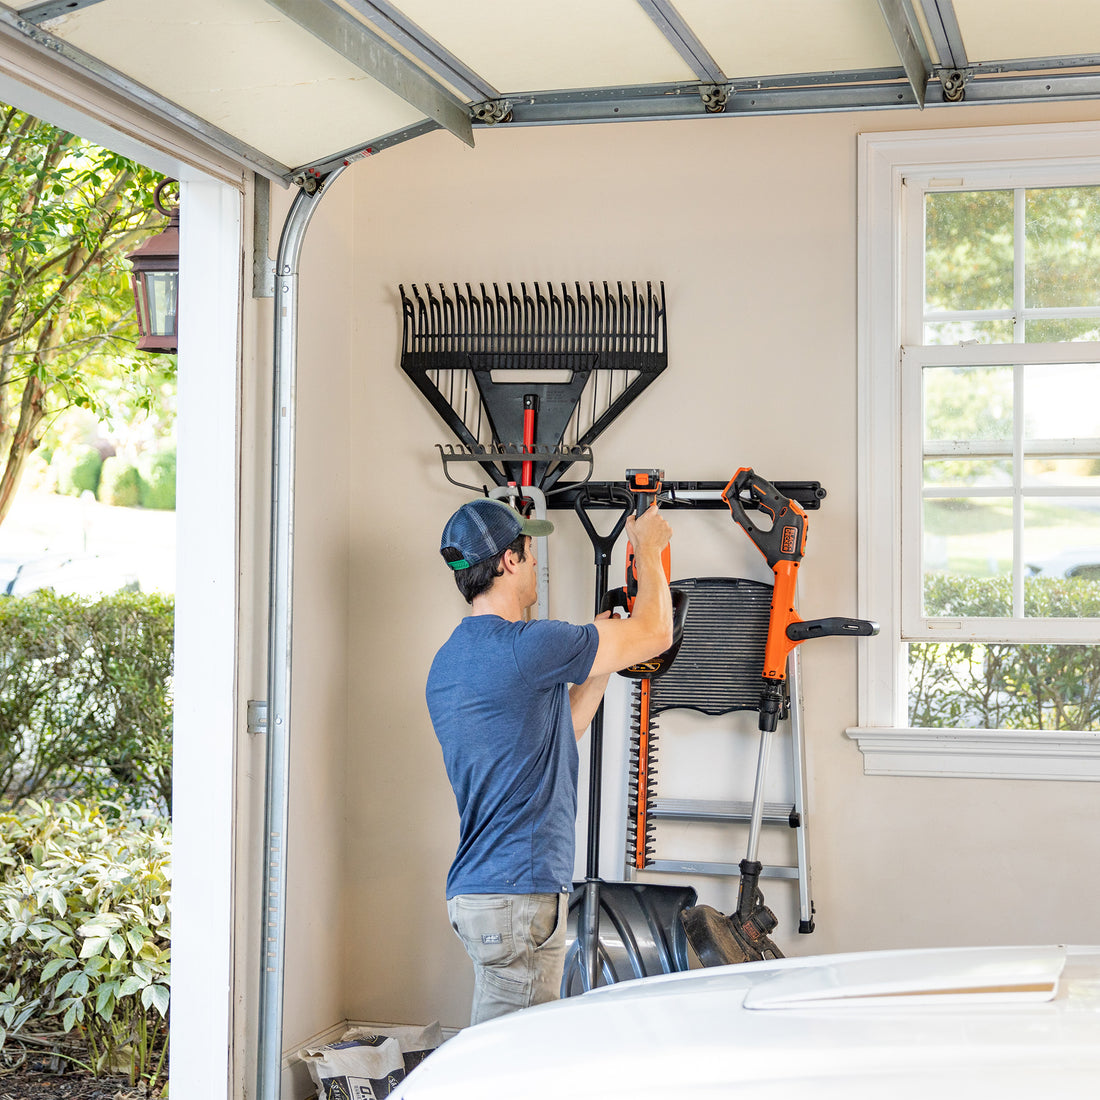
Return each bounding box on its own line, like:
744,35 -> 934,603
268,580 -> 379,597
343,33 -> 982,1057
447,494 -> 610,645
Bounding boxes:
600,587 -> 690,679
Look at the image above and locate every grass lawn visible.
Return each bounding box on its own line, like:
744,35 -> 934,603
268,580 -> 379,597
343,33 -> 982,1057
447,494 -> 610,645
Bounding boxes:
924,498 -> 1100,576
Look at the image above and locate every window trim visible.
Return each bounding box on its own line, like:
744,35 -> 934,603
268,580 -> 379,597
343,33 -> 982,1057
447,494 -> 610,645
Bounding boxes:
851,121 -> 1100,780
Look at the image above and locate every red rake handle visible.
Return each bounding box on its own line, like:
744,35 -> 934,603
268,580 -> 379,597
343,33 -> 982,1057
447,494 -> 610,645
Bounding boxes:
521,394 -> 537,488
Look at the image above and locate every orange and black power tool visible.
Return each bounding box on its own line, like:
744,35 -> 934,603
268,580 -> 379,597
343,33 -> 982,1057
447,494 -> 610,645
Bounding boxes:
723,467 -> 878,732
600,469 -> 688,676
600,469 -> 689,870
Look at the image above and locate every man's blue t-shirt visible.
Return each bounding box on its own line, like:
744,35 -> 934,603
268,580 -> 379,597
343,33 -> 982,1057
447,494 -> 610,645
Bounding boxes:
426,615 -> 599,898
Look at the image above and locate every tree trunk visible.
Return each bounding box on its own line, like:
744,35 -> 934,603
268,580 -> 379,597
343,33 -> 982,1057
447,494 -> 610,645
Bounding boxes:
0,244 -> 85,528
0,372 -> 46,526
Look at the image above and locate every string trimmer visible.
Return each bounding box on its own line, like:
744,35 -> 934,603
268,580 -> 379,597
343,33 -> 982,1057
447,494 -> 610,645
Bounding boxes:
681,467 -> 878,965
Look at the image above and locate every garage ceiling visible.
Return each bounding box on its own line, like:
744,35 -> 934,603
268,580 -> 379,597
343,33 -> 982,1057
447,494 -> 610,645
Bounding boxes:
2,0 -> 1100,185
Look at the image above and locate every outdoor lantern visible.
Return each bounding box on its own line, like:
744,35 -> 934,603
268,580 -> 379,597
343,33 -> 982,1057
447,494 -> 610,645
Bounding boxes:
127,178 -> 179,353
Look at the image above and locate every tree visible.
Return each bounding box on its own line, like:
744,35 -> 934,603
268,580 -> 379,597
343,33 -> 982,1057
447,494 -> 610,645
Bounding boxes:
0,104 -> 175,527
925,185 -> 1100,341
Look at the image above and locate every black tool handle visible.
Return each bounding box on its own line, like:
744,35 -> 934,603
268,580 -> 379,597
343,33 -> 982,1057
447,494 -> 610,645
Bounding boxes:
786,617 -> 880,642
626,468 -> 664,516
722,467 -> 807,570
573,487 -> 633,573
625,469 -> 664,602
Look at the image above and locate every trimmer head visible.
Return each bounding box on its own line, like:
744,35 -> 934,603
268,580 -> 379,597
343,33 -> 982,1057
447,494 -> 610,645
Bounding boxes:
680,902 -> 784,966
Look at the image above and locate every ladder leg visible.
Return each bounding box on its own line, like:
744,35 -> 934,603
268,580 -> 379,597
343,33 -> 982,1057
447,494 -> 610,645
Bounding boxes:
787,649 -> 815,932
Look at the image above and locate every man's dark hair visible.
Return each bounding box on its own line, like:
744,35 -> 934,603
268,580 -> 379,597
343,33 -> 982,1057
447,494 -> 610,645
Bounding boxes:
454,532 -> 527,604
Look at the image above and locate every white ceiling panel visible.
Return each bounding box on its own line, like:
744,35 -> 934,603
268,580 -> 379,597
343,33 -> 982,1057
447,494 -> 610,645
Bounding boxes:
42,0 -> 427,168
5,0 -> 1100,181
953,0 -> 1100,63
674,0 -> 902,78
390,0 -> 695,92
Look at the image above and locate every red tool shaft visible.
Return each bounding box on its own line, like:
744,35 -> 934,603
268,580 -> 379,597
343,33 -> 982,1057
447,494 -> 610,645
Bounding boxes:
632,678 -> 653,870
522,394 -> 536,488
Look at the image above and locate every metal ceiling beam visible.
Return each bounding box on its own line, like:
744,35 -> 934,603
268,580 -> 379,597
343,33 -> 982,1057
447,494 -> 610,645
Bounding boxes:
493,80 -> 921,124
876,0 -> 932,107
302,66 -> 1100,143
21,0 -> 108,21
970,53 -> 1100,73
290,118 -> 440,184
918,0 -> 968,69
338,0 -> 496,103
933,68 -> 1100,105
263,0 -> 473,148
0,4 -> 293,182
636,0 -> 725,84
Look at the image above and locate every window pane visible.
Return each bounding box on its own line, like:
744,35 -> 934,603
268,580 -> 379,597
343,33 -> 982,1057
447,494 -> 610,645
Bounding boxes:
1023,457 -> 1100,488
1025,318 -> 1100,343
1022,362 -> 1100,439
925,458 -> 1011,489
908,640 -> 1100,730
923,319 -> 1015,345
1023,498 -> 1100,619
923,498 -> 1012,605
924,365 -> 1013,441
1025,186 -> 1100,309
925,190 -> 1013,313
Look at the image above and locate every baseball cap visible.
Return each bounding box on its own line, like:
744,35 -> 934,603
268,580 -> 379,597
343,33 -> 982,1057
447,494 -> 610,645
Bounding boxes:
440,498 -> 554,570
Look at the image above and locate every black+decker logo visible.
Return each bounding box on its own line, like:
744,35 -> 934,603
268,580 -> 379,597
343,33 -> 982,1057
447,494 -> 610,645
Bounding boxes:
781,526 -> 798,555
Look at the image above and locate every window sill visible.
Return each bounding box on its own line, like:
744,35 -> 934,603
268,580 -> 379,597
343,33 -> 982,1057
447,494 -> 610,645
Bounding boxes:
845,726 -> 1100,781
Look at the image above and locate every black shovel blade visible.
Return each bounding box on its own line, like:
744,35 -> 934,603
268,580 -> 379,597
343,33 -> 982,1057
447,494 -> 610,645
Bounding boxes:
561,881 -> 698,998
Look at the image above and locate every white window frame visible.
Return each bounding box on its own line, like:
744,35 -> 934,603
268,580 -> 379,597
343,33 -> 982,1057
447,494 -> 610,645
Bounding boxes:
850,122 -> 1100,781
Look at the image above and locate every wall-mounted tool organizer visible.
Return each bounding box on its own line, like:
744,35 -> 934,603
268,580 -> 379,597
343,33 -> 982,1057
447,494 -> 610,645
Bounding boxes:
402,280 -> 869,970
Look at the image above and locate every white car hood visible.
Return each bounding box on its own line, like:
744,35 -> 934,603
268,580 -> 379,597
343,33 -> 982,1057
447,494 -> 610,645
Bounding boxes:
395,945 -> 1100,1099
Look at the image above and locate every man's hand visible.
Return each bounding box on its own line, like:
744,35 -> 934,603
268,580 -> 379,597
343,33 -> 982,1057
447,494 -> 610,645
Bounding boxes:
625,504 -> 672,558
589,506 -> 674,677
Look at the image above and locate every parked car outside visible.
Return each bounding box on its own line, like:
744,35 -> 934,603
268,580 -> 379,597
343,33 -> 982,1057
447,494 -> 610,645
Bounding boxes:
394,945 -> 1100,1099
1026,549 -> 1100,581
0,550 -> 140,597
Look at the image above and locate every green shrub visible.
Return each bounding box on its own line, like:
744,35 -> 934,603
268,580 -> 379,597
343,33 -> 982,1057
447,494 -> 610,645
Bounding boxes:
138,449 -> 175,511
53,446 -> 103,497
97,457 -> 143,508
909,573 -> 1100,730
0,591 -> 173,813
0,800 -> 169,1089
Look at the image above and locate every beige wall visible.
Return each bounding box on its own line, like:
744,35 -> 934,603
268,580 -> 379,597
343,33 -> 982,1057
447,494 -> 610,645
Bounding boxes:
277,96 -> 1100,1040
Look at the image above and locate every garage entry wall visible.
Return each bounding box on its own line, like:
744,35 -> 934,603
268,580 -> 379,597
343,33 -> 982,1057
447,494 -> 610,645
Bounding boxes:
315,98 -> 1100,1031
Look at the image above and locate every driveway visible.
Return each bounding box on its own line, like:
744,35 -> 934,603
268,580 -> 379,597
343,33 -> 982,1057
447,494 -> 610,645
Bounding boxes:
0,488 -> 175,596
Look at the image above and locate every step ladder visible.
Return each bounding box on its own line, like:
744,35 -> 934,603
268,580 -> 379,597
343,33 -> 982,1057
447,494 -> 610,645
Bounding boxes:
624,576 -> 815,934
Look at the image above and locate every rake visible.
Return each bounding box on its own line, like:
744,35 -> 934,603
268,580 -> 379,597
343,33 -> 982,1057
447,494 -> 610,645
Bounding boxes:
399,281 -> 668,492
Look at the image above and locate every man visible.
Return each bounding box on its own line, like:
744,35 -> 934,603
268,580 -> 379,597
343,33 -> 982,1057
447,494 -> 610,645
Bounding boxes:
426,496 -> 672,1025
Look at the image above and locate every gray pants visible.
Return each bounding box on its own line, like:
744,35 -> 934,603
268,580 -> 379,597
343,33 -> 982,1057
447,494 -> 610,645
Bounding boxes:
447,892 -> 568,1026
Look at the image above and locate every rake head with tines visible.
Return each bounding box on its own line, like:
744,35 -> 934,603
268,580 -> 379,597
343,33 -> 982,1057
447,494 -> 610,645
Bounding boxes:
399,281 -> 667,491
